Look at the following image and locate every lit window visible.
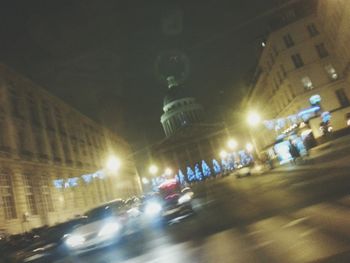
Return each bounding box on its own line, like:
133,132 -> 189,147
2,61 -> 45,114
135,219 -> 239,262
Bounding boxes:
23,173 -> 38,215
301,76 -> 313,90
0,169 -> 17,219
325,64 -> 338,80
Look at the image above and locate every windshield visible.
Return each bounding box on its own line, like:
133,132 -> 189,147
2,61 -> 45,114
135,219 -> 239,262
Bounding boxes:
84,201 -> 124,222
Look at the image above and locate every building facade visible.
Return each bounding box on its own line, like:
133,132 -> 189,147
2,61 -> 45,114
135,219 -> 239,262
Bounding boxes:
246,0 -> 350,153
0,64 -> 141,234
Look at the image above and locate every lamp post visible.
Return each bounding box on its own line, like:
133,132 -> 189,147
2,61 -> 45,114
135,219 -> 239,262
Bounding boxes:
247,111 -> 261,159
106,155 -> 121,173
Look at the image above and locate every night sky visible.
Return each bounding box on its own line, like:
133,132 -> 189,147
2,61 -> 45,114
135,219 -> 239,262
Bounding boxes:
0,0 -> 281,150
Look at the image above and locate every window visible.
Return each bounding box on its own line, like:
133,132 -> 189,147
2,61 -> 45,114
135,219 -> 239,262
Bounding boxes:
0,169 -> 17,219
307,23 -> 319,37
55,107 -> 65,134
301,76 -> 313,90
315,43 -> 329,58
23,173 -> 38,215
335,88 -> 350,107
291,53 -> 304,68
9,89 -> 23,118
325,64 -> 338,80
42,102 -> 54,130
283,34 -> 294,48
41,175 -> 54,212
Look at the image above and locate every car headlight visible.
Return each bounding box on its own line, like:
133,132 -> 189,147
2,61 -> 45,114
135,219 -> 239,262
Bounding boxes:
178,193 -> 192,205
98,222 -> 121,238
65,235 -> 85,248
144,202 -> 162,216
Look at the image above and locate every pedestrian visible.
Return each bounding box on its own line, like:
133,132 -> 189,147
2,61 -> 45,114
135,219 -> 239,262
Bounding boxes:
289,141 -> 300,164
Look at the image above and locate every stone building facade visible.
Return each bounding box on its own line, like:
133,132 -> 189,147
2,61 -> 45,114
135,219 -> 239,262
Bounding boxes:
0,64 -> 141,234
245,0 -> 350,151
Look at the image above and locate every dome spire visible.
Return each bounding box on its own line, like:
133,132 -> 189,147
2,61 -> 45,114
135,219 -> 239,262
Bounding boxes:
166,76 -> 178,89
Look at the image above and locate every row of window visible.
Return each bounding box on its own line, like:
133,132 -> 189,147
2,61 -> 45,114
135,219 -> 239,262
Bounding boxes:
283,23 -> 319,49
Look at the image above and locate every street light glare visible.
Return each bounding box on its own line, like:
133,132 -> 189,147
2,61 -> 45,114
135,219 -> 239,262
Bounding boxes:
220,150 -> 228,159
165,168 -> 173,176
227,139 -> 238,149
149,164 -> 159,175
247,112 -> 261,126
106,156 -> 121,172
246,143 -> 253,152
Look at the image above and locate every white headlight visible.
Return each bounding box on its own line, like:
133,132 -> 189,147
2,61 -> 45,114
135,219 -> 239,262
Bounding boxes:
98,222 -> 121,238
145,202 -> 162,216
65,235 -> 85,248
178,194 -> 192,204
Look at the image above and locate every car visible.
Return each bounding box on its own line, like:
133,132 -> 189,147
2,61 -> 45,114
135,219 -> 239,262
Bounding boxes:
235,165 -> 252,178
142,179 -> 194,225
10,218 -> 84,263
64,199 -> 139,254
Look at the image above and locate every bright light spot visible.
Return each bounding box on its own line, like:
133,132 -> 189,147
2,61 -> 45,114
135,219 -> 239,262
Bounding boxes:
98,222 -> 121,238
106,156 -> 121,172
220,150 -> 228,159
246,143 -> 253,152
165,168 -> 173,176
142,177 -> 149,184
227,139 -> 238,150
149,165 -> 159,175
347,119 -> 350,126
145,202 -> 162,216
178,193 -> 192,204
247,112 -> 261,126
261,42 -> 266,47
66,235 -> 85,248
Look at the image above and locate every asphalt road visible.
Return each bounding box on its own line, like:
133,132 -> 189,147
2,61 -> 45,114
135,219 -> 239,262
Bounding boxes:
57,157 -> 350,263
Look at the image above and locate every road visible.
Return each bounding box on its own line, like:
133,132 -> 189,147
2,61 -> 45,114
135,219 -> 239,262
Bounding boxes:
58,152 -> 350,263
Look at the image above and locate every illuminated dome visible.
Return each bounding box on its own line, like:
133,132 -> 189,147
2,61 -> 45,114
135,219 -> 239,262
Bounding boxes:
161,82 -> 203,137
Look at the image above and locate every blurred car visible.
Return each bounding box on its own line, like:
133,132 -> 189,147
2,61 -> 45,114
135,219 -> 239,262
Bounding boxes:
142,179 -> 194,224
10,218 -> 84,263
64,199 -> 140,254
235,165 -> 252,178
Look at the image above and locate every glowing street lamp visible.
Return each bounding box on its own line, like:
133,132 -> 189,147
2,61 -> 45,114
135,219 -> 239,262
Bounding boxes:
165,168 -> 173,176
149,164 -> 159,175
142,177 -> 149,184
247,112 -> 261,127
227,139 -> 238,150
220,150 -> 228,159
106,155 -> 121,172
246,143 -> 253,152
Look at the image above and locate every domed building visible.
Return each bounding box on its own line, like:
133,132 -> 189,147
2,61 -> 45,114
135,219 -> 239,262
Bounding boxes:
150,77 -> 228,178
161,79 -> 204,137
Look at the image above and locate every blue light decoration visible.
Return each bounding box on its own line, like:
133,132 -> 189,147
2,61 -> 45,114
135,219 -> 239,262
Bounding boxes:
186,166 -> 196,182
263,120 -> 275,130
177,169 -> 186,185
82,174 -> 93,184
93,170 -> 105,180
194,163 -> 203,181
201,160 -> 211,178
277,118 -> 286,128
53,179 -> 64,189
298,106 -> 321,121
67,177 -> 79,187
288,114 -> 298,124
309,94 -> 321,106
212,159 -> 221,175
321,111 -> 331,123
221,158 -> 229,171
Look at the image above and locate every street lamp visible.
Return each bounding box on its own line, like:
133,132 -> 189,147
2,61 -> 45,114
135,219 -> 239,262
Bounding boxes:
247,112 -> 261,127
246,143 -> 253,152
142,177 -> 149,184
106,155 -> 121,173
165,168 -> 173,176
227,139 -> 238,150
220,150 -> 228,159
149,164 -> 159,175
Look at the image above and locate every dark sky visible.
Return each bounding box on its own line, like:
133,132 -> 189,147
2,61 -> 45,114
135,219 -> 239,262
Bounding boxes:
0,0 -> 281,150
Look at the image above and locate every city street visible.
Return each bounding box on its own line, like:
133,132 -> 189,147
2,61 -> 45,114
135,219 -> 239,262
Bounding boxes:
58,148 -> 350,263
